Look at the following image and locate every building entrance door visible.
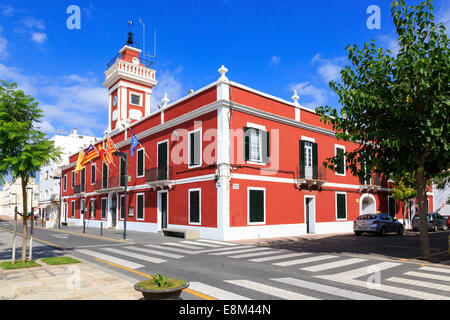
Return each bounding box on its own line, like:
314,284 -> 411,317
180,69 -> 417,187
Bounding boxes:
158,191 -> 168,230
305,196 -> 315,234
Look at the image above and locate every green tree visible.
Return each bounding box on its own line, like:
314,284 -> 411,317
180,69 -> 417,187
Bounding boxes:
391,172 -> 417,229
316,0 -> 449,260
0,80 -> 61,262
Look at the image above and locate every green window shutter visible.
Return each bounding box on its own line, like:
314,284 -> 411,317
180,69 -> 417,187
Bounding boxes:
337,193 -> 347,219
336,148 -> 345,174
262,130 -> 270,163
137,149 -> 144,176
189,190 -> 200,223
249,190 -> 265,223
120,196 -> 126,219
120,156 -> 126,186
299,140 -> 306,178
102,162 -> 108,189
137,194 -> 144,219
243,127 -> 250,161
312,142 -> 318,179
101,199 -> 106,219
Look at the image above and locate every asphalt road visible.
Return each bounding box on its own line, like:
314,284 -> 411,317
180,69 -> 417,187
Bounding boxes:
1,220 -> 450,301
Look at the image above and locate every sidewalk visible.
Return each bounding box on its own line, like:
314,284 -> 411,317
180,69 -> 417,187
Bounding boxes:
0,258 -> 142,300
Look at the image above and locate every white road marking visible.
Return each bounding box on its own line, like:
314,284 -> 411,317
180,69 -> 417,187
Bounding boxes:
225,279 -> 319,300
387,277 -> 450,292
230,250 -> 288,259
163,242 -> 204,250
403,271 -> 450,282
273,277 -> 387,300
249,252 -> 311,263
196,239 -> 239,246
102,247 -> 166,264
196,246 -> 254,254
420,266 -> 450,274
300,258 -> 367,272
125,246 -> 184,259
189,282 -> 251,300
144,244 -> 197,254
76,249 -> 145,269
181,240 -> 221,247
210,247 -> 272,256
320,262 -> 401,279
273,255 -> 337,267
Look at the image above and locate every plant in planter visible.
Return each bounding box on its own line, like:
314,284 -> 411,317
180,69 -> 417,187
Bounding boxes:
134,273 -> 190,300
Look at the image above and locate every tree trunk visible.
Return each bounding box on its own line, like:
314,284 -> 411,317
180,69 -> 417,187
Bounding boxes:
21,178 -> 28,262
415,165 -> 430,261
12,207 -> 17,263
403,200 -> 407,229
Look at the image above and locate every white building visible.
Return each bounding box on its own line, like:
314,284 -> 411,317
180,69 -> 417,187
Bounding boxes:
38,128 -> 99,227
0,177 -> 39,218
433,182 -> 450,216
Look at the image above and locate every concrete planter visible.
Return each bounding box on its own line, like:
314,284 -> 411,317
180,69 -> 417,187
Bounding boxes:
134,281 -> 190,300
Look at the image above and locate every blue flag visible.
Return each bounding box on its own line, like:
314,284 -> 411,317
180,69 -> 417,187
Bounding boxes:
130,129 -> 139,157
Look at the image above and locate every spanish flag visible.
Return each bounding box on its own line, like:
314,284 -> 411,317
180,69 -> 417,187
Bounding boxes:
75,151 -> 85,173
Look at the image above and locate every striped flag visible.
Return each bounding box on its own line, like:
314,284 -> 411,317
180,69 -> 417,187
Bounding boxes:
81,144 -> 98,166
104,137 -> 116,165
75,151 -> 85,173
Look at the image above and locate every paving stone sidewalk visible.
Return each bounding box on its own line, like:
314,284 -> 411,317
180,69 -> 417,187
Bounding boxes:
0,259 -> 142,300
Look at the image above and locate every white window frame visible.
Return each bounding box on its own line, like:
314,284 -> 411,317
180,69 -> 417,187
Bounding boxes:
136,148 -> 145,178
63,174 -> 67,191
388,195 -> 396,217
188,127 -> 202,169
247,187 -> 266,225
71,200 -> 75,218
157,139 -> 169,178
188,188 -> 201,225
119,194 -> 126,220
101,197 -> 107,220
136,192 -> 145,221
72,171 -> 75,188
335,192 -> 347,221
246,122 -> 266,165
334,144 -> 346,176
91,163 -> 96,185
80,198 -> 85,216
129,91 -> 143,107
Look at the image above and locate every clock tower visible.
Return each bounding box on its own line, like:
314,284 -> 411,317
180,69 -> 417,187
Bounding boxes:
103,33 -> 157,132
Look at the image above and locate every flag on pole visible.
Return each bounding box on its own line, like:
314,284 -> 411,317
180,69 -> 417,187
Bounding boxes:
75,151 -> 85,173
130,129 -> 139,157
104,137 -> 115,165
97,144 -> 105,162
81,144 -> 98,166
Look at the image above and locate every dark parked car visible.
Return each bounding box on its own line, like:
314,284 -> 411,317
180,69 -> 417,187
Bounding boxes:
353,213 -> 404,236
412,212 -> 448,232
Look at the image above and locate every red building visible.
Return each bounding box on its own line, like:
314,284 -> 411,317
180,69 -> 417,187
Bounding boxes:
59,41 -> 434,240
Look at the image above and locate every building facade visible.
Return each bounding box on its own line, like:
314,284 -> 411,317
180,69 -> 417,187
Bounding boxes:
60,42 -> 434,240
38,129 -> 99,227
0,177 -> 39,218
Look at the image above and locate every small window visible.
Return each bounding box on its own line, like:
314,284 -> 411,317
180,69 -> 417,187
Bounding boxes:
137,149 -> 144,177
335,146 -> 345,175
102,162 -> 108,189
336,193 -> 347,220
137,193 -> 144,220
189,189 -> 201,224
91,164 -> 96,184
89,199 -> 96,219
244,126 -> 270,164
101,198 -> 107,219
189,130 -> 201,167
71,200 -> 75,218
72,171 -> 75,188
120,195 -> 126,219
130,93 -> 141,106
63,174 -> 67,191
248,188 -> 265,224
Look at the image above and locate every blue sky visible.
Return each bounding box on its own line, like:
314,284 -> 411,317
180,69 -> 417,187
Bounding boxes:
0,0 -> 449,138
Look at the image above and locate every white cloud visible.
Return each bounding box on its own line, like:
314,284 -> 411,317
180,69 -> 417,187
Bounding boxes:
269,56 -> 281,66
31,32 -> 47,44
311,54 -> 346,83
435,2 -> 450,35
288,81 -> 328,108
0,5 -> 14,16
379,35 -> 399,57
151,67 -> 184,111
20,17 -> 45,31
0,26 -> 8,59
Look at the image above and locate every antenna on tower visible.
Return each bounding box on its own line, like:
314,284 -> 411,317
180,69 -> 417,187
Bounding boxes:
138,18 -> 156,59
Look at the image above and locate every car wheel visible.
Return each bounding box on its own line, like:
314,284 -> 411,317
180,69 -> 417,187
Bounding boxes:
379,227 -> 386,237
397,226 -> 403,235
354,231 -> 362,236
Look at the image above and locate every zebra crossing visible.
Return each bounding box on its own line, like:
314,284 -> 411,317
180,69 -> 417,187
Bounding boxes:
74,238 -> 450,300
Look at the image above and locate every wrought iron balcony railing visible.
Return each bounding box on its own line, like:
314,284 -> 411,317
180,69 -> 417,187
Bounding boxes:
145,167 -> 175,189
359,174 -> 382,192
296,164 -> 327,189
94,176 -> 122,191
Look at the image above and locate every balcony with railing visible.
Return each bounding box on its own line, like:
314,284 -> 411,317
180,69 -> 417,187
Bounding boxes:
104,58 -> 157,87
359,174 -> 382,192
93,176 -> 123,193
145,167 -> 175,190
296,164 -> 327,190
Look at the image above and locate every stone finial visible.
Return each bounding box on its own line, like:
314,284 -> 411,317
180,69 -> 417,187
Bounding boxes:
161,93 -> 170,107
292,90 -> 299,105
218,65 -> 228,80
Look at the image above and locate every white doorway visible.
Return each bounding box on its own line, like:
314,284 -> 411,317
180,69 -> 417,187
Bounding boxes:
360,194 -> 376,215
304,196 -> 315,234
108,192 -> 118,228
157,190 -> 169,231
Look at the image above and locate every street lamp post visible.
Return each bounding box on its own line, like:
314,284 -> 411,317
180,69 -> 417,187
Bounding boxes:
114,151 -> 127,240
